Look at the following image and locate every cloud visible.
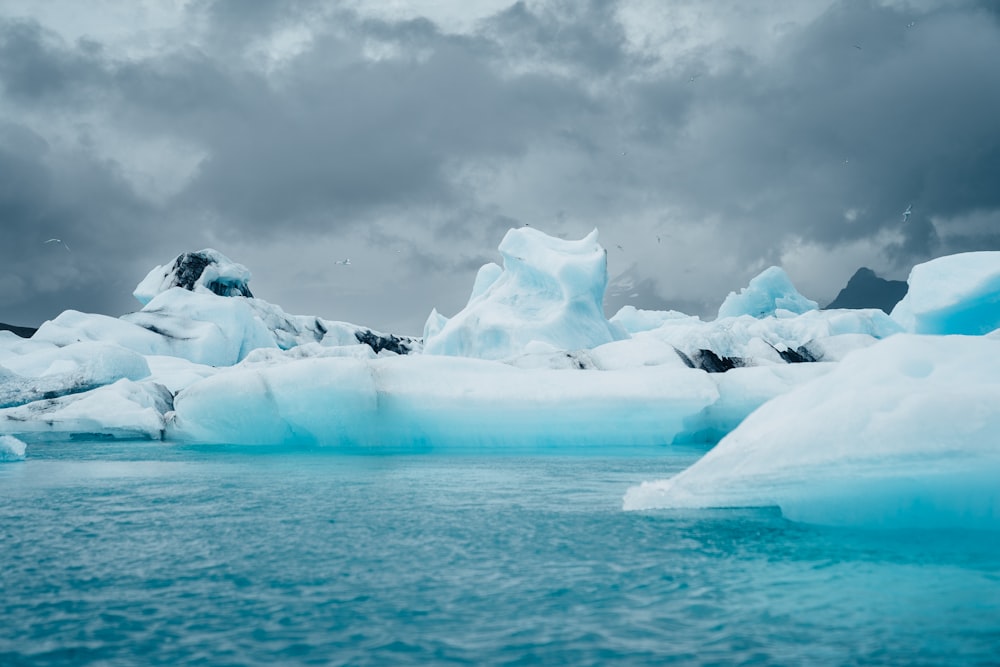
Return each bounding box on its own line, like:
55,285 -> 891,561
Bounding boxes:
1,0 -> 998,330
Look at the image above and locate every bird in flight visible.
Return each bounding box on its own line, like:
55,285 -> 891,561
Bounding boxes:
44,238 -> 71,252
688,74 -> 701,83
902,204 -> 912,222
907,21 -> 916,28
335,258 -> 351,266
853,44 -> 862,50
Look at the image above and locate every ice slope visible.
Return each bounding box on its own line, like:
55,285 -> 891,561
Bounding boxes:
891,251 -> 1000,335
423,228 -> 627,359
624,334 -> 1000,530
0,342 -> 150,409
0,379 -> 173,442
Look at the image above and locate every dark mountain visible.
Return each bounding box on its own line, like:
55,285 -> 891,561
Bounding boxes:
0,322 -> 37,338
826,268 -> 908,314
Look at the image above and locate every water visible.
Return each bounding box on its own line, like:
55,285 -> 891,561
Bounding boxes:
2,441 -> 998,666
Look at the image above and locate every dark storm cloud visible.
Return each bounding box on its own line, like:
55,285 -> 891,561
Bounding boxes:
0,120 -> 159,323
0,19 -> 104,101
2,0 -> 1000,329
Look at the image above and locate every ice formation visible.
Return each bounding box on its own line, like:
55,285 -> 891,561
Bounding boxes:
133,249 -> 254,305
716,266 -> 818,319
167,355 -> 719,449
624,334 -> 1000,530
0,434 -> 26,462
890,251 -> 1000,335
423,228 -> 627,359
0,228 -> 905,447
8,220 -> 1000,540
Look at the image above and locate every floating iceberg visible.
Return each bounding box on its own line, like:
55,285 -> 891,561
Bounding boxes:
0,435 -> 26,462
891,251 -> 1000,335
32,249 -> 419,367
0,228 -> 904,448
167,354 -> 719,449
423,228 -> 627,359
624,334 -> 1000,530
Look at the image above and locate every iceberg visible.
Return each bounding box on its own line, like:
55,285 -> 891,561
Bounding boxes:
423,227 -> 627,359
133,249 -> 254,305
167,354 -> 719,449
0,227 -> 905,447
32,249 -> 419,367
890,251 -> 1000,335
716,266 -> 818,319
624,334 -> 1000,530
0,379 -> 172,442
0,434 -> 26,462
0,342 -> 150,409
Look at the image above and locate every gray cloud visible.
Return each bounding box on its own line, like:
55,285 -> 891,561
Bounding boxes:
1,0 -> 999,332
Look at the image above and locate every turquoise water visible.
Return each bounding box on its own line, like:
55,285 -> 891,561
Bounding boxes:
2,442 -> 998,666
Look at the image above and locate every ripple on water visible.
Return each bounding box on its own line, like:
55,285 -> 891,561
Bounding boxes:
1,444 -> 998,666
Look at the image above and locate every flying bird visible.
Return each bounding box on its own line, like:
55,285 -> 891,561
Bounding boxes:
853,44 -> 862,50
44,238 -> 71,252
907,21 -> 916,28
688,74 -> 701,83
902,204 -> 912,222
616,244 -> 624,251
335,258 -> 351,266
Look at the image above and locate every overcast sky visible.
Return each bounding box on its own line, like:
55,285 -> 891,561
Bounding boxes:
1,0 -> 999,334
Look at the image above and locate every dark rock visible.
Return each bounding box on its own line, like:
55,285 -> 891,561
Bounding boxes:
171,252 -> 254,298
691,349 -> 744,373
0,322 -> 36,338
354,329 -> 419,356
775,345 -> 817,364
826,267 -> 907,314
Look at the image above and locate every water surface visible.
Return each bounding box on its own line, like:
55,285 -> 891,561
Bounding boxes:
2,441 -> 998,665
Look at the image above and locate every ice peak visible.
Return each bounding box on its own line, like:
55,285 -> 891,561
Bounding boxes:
134,249 -> 253,306
716,266 -> 817,320
424,227 -> 625,359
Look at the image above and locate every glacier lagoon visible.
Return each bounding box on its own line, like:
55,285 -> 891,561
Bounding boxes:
3,441 -> 999,666
4,229 -> 1000,663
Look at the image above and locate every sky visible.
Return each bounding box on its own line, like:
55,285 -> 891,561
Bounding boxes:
1,0 -> 999,335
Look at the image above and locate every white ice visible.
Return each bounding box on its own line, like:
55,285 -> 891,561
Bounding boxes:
423,227 -> 627,359
624,334 -> 1000,530
0,434 -> 26,462
716,266 -> 818,319
133,248 -> 253,305
6,227 -> 1000,531
891,251 -> 1000,335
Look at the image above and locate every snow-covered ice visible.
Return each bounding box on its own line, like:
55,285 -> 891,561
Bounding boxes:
891,251 -> 1000,335
624,334 -> 1000,530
